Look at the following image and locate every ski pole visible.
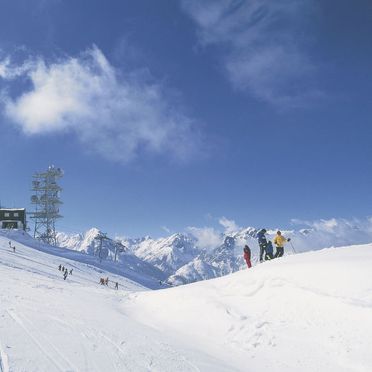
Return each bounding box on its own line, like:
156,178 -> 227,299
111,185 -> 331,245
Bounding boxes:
289,241 -> 296,254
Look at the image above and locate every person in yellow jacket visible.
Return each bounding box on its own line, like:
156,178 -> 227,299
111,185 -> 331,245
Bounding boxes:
273,231 -> 291,258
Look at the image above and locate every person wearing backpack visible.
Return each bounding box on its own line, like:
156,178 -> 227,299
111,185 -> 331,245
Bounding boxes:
257,228 -> 268,263
243,245 -> 252,268
273,230 -> 291,258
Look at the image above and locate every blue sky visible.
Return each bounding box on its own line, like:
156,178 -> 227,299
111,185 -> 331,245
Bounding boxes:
0,0 -> 371,238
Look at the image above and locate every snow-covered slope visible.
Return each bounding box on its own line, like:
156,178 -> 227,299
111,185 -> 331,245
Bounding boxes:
1,230 -> 372,371
0,230 -> 212,371
10,230 -> 166,289
125,244 -> 372,372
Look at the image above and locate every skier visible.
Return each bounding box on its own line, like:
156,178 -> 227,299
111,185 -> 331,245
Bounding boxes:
62,266 -> 65,272
265,241 -> 274,260
58,264 -> 62,271
69,269 -> 73,275
105,277 -> 109,286
63,270 -> 68,280
273,231 -> 290,258
115,282 -> 119,290
12,245 -> 15,253
257,229 -> 268,263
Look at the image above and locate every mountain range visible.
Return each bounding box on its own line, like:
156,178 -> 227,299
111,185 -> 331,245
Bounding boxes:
56,226 -> 301,286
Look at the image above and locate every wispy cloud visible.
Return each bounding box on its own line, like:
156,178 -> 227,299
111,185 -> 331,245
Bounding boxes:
218,216 -> 240,234
187,216 -> 240,250
181,0 -> 320,107
0,46 -> 201,163
186,226 -> 222,250
161,226 -> 171,234
290,217 -> 372,251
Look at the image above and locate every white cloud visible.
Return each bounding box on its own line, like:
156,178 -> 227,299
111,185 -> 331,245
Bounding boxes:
187,226 -> 222,250
290,217 -> 372,251
181,0 -> 319,107
218,216 -> 240,234
161,226 -> 171,234
0,46 -> 201,162
0,57 -> 36,80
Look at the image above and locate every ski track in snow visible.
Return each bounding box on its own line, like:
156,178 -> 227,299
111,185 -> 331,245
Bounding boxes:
0,340 -> 9,372
6,309 -> 78,372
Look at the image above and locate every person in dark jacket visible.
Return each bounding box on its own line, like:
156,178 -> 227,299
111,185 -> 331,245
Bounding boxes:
243,245 -> 252,268
257,229 -> 268,263
265,241 -> 274,260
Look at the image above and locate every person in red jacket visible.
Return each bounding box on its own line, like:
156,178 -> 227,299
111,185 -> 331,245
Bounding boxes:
243,245 -> 252,268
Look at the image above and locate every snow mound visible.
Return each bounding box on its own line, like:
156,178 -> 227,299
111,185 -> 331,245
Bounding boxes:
124,244 -> 372,372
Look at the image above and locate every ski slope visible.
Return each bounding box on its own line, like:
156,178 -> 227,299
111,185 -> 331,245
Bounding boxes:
0,230 -> 372,371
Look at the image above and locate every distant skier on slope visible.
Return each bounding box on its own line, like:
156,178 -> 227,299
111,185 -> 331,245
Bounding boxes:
115,282 -> 119,290
243,245 -> 252,268
69,269 -> 73,275
58,264 -> 62,271
273,231 -> 291,258
63,270 -> 68,280
257,229 -> 268,263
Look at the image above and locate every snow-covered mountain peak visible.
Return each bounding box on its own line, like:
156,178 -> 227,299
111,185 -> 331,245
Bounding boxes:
133,232 -> 198,275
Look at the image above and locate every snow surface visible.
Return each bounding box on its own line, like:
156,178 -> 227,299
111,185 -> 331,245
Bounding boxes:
1,229 -> 372,371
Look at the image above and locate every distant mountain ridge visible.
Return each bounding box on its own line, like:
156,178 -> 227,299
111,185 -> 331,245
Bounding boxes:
57,226 -> 263,285
57,225 -> 343,286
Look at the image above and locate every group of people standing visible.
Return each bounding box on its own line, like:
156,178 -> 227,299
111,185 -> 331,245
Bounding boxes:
58,264 -> 73,280
100,277 -> 119,290
243,229 -> 291,268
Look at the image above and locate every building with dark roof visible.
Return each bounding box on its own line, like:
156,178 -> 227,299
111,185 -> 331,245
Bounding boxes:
0,208 -> 27,230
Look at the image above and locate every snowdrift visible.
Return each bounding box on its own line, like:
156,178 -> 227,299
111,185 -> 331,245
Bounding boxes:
124,244 -> 372,372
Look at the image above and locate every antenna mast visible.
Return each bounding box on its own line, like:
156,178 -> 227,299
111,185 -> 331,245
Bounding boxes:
30,165 -> 64,246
